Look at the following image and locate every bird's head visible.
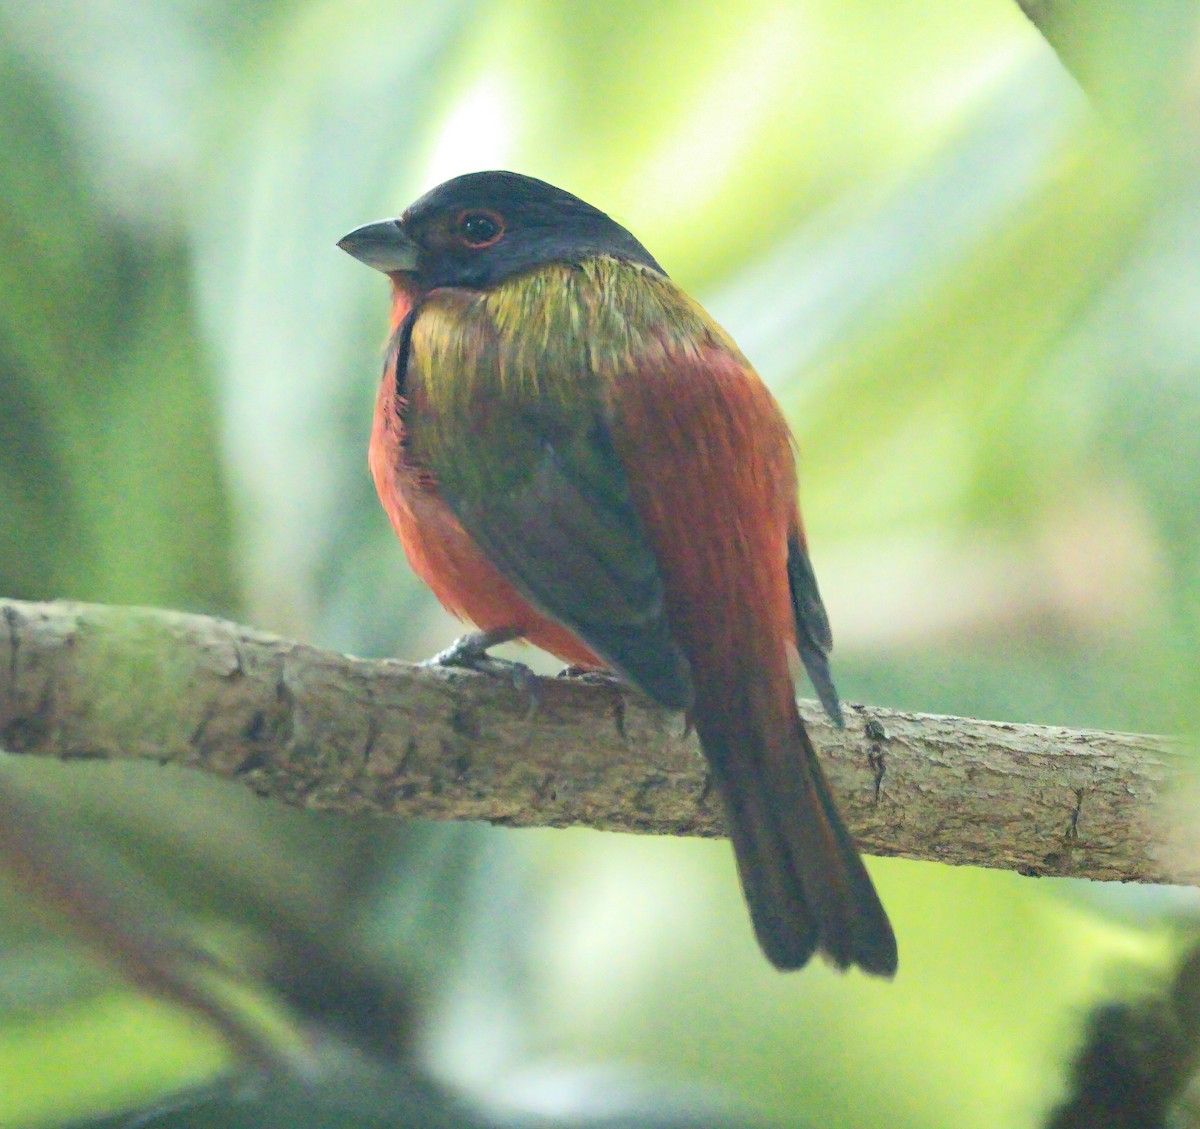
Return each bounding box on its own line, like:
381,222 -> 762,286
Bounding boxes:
338,170 -> 663,292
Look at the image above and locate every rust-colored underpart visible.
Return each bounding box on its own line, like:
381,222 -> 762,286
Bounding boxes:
367,270 -> 895,975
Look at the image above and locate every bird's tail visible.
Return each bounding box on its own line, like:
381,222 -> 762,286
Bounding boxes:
698,694 -> 897,976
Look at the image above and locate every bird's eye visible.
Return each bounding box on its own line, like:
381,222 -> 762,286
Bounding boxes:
457,211 -> 503,247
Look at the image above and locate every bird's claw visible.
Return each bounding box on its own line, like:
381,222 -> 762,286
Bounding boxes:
422,629 -> 539,713
555,665 -> 622,689
556,665 -> 628,739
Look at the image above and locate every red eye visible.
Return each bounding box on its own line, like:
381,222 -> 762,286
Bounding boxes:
457,210 -> 504,247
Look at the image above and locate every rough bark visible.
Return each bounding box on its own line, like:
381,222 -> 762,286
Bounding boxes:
1,598 -> 1194,884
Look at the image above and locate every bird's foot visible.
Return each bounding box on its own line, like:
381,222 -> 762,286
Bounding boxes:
556,665 -> 622,689
422,628 -> 539,710
556,665 -> 628,738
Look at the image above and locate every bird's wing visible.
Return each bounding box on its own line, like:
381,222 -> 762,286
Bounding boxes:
450,413 -> 694,710
787,532 -> 843,725
403,280 -> 693,710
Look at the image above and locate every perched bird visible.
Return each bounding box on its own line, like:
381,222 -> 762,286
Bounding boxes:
339,171 -> 896,975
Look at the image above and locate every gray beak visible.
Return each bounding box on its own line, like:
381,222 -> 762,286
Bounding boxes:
337,218 -> 419,273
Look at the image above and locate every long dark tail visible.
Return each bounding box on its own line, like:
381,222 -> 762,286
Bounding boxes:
698,699 -> 897,976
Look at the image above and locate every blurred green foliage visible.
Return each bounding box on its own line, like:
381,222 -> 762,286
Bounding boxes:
0,50 -> 236,613
2,1 -> 1200,1127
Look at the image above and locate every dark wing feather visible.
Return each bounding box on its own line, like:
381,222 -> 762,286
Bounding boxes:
787,532 -> 843,726
445,417 -> 694,711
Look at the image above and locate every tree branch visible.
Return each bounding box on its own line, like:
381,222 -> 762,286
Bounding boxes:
1012,2 -> 1079,81
0,598 -> 1193,884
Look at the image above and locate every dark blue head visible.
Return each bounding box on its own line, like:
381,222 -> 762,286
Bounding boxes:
338,170 -> 664,289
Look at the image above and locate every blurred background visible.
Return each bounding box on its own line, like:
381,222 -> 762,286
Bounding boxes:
2,0 -> 1200,1126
